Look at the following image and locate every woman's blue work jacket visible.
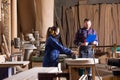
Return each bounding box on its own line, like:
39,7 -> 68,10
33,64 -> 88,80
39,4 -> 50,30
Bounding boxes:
43,36 -> 71,67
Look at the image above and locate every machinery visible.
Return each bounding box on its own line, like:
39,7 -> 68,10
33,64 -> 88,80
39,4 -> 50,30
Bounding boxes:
107,46 -> 120,76
13,31 -> 40,61
107,58 -> 120,76
92,44 -> 120,76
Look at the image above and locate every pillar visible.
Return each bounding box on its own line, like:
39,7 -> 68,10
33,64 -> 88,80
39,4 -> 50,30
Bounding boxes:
35,0 -> 54,41
11,0 -> 17,53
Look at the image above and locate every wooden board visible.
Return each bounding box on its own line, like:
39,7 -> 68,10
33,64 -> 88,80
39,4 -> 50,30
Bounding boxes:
64,58 -> 99,65
4,67 -> 59,80
0,61 -> 29,67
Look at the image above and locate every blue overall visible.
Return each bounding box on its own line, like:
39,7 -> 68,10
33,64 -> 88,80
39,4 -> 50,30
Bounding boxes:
43,36 -> 71,67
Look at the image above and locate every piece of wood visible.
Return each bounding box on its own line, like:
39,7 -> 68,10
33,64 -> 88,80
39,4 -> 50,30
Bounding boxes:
0,61 -> 29,68
38,73 -> 69,80
93,4 -> 99,36
102,75 -> 120,80
66,7 -> 74,47
11,0 -> 18,53
88,0 -> 120,4
64,58 -> 99,65
4,67 -> 59,80
99,4 -> 106,51
1,42 -> 6,55
2,34 -> 11,59
61,6 -> 67,47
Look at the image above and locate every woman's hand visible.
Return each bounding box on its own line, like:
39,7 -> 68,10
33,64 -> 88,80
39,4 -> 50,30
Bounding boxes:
71,50 -> 79,59
71,50 -> 78,56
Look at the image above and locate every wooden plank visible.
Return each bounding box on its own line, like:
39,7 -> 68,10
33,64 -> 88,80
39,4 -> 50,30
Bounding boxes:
0,61 -> 29,67
61,6 -> 67,47
79,0 -> 87,4
112,4 -> 120,45
4,67 -> 59,80
102,75 -> 120,80
109,4 -> 113,46
87,5 -> 94,20
66,8 -> 74,47
93,4 -> 99,34
88,0 -> 120,4
79,4 -> 88,26
64,58 -> 99,65
72,6 -> 80,47
118,4 -> 120,44
11,0 -> 18,53
99,4 -> 106,50
104,4 -> 111,47
2,34 -> 11,59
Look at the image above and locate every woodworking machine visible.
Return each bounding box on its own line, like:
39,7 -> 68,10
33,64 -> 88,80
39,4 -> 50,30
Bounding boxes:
13,31 -> 40,61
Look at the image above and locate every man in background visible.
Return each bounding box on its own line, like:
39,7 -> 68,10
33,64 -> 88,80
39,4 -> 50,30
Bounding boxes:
74,18 -> 98,80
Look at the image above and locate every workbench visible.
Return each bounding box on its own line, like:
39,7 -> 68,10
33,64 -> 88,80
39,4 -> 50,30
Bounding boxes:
0,61 -> 29,67
64,58 -> 99,80
0,61 -> 29,79
4,67 -> 59,80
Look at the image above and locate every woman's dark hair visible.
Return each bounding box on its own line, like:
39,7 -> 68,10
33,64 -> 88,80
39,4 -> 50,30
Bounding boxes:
46,26 -> 59,39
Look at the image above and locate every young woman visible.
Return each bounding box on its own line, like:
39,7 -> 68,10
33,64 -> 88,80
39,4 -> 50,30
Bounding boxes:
43,26 -> 77,67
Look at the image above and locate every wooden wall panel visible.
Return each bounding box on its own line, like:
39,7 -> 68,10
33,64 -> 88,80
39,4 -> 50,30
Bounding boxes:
66,8 -> 74,47
118,4 -> 120,44
112,4 -> 120,44
72,6 -> 80,39
92,5 -> 99,35
61,6 -> 68,47
79,4 -> 88,26
97,4 -> 106,47
60,3 -> 120,48
104,4 -> 111,46
57,2 -> 120,49
108,5 -> 113,46
88,0 -> 120,4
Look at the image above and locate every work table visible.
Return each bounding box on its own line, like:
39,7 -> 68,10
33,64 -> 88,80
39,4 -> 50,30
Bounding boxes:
64,58 -> 99,80
0,61 -> 29,67
64,58 -> 99,65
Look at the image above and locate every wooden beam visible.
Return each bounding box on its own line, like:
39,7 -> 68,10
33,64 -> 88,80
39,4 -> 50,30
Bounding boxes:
88,0 -> 120,4
11,0 -> 17,39
35,0 -> 54,41
11,0 -> 18,53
